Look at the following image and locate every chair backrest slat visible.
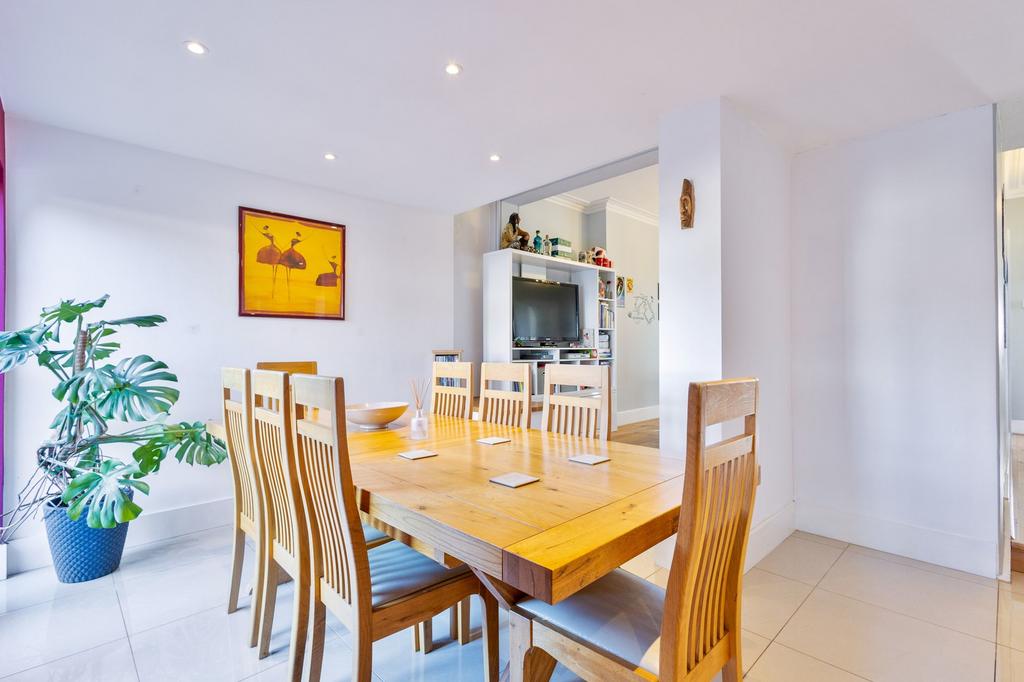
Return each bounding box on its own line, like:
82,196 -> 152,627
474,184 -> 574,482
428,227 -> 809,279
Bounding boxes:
660,378 -> 759,679
221,368 -> 261,533
479,362 -> 531,428
256,360 -> 319,376
430,361 -> 473,419
540,364 -> 610,440
291,374 -> 371,621
250,370 -> 306,568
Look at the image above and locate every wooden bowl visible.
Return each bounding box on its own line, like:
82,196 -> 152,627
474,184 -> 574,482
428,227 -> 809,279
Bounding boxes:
345,402 -> 408,430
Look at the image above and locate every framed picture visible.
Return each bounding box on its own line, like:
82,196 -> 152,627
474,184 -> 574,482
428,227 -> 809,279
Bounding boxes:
616,276 -> 626,308
238,206 -> 345,320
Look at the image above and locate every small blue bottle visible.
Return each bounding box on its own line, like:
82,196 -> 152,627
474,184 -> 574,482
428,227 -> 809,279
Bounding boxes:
533,231 -> 543,252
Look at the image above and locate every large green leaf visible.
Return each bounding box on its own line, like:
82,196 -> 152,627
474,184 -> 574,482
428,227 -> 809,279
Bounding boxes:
92,355 -> 180,421
93,315 -> 167,329
41,295 -> 109,324
61,459 -> 150,529
0,324 -> 48,373
129,422 -> 227,474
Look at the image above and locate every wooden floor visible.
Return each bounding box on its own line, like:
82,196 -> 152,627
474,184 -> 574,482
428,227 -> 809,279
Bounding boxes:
610,418 -> 659,447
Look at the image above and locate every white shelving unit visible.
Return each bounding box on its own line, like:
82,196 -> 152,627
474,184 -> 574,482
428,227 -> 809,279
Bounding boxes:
483,248 -> 617,428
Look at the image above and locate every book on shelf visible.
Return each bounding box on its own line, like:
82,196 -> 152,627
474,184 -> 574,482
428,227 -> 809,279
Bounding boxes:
432,349 -> 462,387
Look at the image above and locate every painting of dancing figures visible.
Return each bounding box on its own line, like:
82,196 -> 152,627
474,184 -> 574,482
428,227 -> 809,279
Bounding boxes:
238,206 -> 345,319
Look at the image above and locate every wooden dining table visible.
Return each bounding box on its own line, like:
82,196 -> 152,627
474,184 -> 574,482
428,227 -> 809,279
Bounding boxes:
347,414 -> 685,610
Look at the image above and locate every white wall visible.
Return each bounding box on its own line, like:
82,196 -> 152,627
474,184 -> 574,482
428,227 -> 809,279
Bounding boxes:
791,105 -> 1000,576
721,103 -> 795,560
1006,196 -> 1024,423
4,118 -> 454,572
517,199 -> 583,247
453,203 -> 496,395
603,211 -> 659,418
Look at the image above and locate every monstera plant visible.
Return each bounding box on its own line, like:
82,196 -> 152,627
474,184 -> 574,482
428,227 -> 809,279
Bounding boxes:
0,296 -> 225,579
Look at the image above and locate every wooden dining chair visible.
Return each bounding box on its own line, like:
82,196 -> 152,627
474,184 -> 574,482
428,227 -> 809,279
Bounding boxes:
510,378 -> 760,682
479,362 -> 532,428
430,361 -> 473,419
220,368 -> 265,648
248,370 -> 313,680
256,360 -> 319,375
540,364 -> 611,440
290,373 -> 500,682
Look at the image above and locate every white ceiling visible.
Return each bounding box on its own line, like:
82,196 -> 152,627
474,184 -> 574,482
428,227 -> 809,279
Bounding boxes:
2,1 -> 1024,213
561,166 -> 659,217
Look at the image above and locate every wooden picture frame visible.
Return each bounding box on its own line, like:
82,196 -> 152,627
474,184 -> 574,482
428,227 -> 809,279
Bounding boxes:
238,206 -> 346,320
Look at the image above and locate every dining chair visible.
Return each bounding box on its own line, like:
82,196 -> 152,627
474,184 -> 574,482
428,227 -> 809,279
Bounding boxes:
430,360 -> 473,419
220,368 -> 265,648
256,360 -> 319,375
510,378 -> 760,682
540,364 -> 611,440
290,373 -> 500,682
248,370 -> 314,679
479,362 -> 532,428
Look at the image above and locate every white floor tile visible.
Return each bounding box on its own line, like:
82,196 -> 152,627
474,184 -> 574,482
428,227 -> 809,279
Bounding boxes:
746,642 -> 866,681
846,543 -> 997,588
742,568 -> 813,639
755,536 -> 843,586
819,550 -> 997,641
0,589 -> 126,677
791,530 -> 849,550
0,566 -> 115,616
116,553 -> 235,634
778,589 -> 995,682
116,526 -> 235,581
130,593 -> 329,682
0,638 -> 138,682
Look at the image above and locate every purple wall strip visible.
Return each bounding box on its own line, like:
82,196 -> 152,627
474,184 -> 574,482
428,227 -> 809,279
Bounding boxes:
1,96 -> 6,520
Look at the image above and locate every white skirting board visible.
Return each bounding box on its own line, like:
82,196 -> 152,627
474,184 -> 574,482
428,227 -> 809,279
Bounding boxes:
2,496 -> 233,578
617,405 -> 660,426
796,500 -> 998,578
650,500 -> 796,571
1013,419 -> 1024,435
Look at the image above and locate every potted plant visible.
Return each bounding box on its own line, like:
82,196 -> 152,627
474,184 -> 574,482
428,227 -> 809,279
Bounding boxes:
0,295 -> 226,582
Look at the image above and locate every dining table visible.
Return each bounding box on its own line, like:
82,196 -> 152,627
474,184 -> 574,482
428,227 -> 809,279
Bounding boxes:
346,412 -> 685,678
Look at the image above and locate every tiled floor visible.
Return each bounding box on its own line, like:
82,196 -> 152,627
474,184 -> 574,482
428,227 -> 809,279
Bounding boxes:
0,525 -> 1014,681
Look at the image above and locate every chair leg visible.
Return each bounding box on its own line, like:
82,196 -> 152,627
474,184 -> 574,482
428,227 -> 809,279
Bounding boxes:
416,619 -> 434,654
351,628 -> 373,682
286,568 -> 311,680
481,589 -> 500,682
248,535 -> 267,648
722,655 -> 741,682
227,526 -> 245,614
412,623 -> 421,652
510,612 -> 556,682
306,600 -> 327,682
454,597 -> 472,644
257,560 -> 281,659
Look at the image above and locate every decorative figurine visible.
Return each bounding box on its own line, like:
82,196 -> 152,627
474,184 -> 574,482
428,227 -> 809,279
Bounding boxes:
542,234 -> 552,256
680,178 -> 695,229
500,212 -> 531,249
533,230 -> 543,252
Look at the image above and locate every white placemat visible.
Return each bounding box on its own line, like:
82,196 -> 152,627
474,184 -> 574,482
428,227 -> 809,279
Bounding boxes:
398,449 -> 438,460
489,472 -> 540,488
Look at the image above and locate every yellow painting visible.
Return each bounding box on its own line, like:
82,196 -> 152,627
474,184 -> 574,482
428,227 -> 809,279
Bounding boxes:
238,207 -> 345,320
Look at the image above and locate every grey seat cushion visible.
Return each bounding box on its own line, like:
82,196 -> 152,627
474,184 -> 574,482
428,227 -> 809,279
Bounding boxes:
368,540 -> 470,609
516,568 -> 665,674
362,523 -> 389,546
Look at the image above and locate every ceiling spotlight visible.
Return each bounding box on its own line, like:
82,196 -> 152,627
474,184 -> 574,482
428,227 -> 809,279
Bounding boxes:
323,152 -> 336,161
184,41 -> 208,56
445,62 -> 463,76
489,154 -> 501,162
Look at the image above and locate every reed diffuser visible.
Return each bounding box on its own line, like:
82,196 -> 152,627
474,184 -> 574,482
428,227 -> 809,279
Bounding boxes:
409,378 -> 429,440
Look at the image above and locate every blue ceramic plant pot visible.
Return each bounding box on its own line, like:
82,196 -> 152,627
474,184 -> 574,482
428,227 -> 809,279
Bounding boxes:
43,495 -> 131,583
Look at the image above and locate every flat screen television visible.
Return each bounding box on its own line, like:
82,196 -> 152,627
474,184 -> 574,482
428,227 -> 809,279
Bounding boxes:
512,277 -> 580,344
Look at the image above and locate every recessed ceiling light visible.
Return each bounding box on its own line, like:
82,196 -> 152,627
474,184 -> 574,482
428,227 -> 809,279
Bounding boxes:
323,152 -> 336,161
445,62 -> 463,76
489,154 -> 501,162
184,41 -> 208,56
